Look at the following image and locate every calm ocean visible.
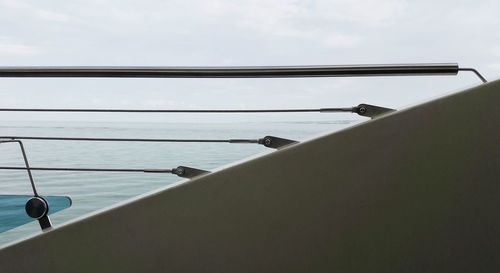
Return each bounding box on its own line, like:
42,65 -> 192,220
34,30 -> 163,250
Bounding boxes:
0,119 -> 359,246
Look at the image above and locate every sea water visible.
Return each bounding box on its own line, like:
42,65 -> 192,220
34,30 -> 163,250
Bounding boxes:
0,119 -> 360,246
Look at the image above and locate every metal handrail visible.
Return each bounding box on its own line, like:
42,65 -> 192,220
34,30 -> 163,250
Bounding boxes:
0,63 -> 461,78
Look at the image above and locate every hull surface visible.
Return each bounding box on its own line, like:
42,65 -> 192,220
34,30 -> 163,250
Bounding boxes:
1,80 -> 499,272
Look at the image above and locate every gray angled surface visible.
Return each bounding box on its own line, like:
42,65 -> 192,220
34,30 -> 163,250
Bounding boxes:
0,79 -> 499,272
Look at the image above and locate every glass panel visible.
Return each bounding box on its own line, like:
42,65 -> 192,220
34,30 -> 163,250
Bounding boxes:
0,195 -> 72,233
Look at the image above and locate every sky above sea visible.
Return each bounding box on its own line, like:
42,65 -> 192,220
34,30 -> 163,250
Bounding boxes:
0,0 -> 498,123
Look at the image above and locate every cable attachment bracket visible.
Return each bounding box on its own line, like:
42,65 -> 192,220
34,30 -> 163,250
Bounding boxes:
171,166 -> 210,179
258,136 -> 298,149
354,104 -> 395,118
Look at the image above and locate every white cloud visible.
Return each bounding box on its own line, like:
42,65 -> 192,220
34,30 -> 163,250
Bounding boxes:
0,38 -> 39,56
315,0 -> 408,26
487,63 -> 500,71
323,33 -> 363,48
489,46 -> 500,57
0,0 -> 29,9
188,0 -> 384,48
35,9 -> 72,23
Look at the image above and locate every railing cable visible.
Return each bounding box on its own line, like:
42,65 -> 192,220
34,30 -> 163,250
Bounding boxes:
0,104 -> 395,118
0,107 -> 354,113
0,166 -> 171,173
0,135 -> 297,149
1,136 -> 249,143
0,166 -> 209,179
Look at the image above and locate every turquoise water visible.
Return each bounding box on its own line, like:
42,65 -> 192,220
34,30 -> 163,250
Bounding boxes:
0,119 -> 360,246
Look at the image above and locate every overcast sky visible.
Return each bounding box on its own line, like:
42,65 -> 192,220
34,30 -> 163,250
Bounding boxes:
0,0 -> 499,122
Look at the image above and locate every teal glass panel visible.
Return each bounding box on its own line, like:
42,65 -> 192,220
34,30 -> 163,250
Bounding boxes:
0,195 -> 72,233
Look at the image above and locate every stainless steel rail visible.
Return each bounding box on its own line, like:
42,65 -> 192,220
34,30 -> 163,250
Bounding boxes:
0,63 -> 460,78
